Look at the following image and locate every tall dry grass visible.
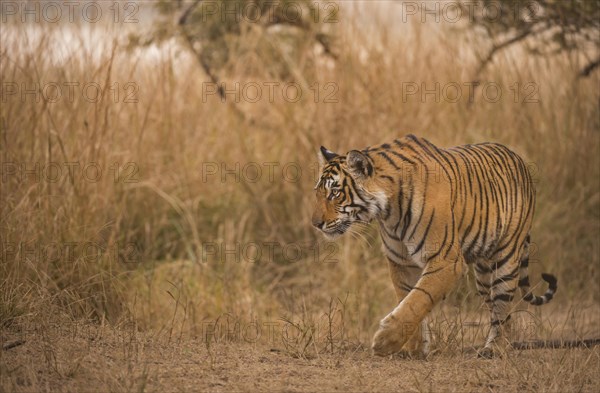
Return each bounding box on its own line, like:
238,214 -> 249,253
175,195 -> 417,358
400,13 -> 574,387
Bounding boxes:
1,2 -> 598,349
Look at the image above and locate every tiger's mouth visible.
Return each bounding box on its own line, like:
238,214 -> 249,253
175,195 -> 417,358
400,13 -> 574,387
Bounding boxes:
319,219 -> 352,239
320,227 -> 346,239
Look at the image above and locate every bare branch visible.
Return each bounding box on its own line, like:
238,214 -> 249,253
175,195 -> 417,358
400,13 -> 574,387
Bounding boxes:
475,29 -> 532,77
178,0 -> 202,26
579,57 -> 600,78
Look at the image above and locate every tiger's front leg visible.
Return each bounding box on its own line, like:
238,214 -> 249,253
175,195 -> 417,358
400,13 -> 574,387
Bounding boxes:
384,258 -> 429,357
372,254 -> 465,357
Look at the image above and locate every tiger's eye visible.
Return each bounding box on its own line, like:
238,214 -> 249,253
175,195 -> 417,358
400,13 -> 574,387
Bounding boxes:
328,190 -> 340,200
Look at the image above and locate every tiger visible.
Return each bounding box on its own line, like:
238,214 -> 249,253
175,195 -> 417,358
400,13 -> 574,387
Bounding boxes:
312,134 -> 557,358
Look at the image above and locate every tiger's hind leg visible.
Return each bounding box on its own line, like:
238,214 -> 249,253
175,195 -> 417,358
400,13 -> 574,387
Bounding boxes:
474,259 -> 492,307
474,258 -> 492,355
479,247 -> 521,358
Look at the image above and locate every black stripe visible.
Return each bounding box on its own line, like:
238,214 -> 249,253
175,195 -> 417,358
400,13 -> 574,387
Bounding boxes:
475,263 -> 492,274
379,222 -> 402,241
394,185 -> 404,234
413,286 -> 434,304
381,233 -> 407,261
480,184 -> 490,254
464,206 -> 482,258
427,226 -> 448,263
463,195 -> 478,253
492,293 -> 514,303
492,243 -> 518,271
407,172 -> 427,240
421,266 -> 445,276
388,150 -> 417,167
377,151 -> 401,170
400,184 -> 414,240
454,149 -> 474,195
399,281 -> 413,292
411,209 -> 435,256
491,266 -> 519,286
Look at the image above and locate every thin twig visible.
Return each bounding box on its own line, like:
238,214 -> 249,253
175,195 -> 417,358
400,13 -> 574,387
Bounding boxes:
2,339 -> 25,351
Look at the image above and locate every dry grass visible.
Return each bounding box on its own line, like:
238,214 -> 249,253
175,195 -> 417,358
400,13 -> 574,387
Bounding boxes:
1,2 -> 599,392
2,305 -> 599,392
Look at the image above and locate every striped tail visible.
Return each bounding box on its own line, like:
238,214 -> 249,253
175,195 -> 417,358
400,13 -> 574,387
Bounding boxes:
518,236 -> 558,306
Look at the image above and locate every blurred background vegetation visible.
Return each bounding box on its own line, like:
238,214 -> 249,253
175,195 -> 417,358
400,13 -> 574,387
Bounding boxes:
1,0 -> 598,346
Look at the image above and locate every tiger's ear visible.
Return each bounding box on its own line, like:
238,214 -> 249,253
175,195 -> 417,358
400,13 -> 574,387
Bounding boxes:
347,150 -> 373,179
318,146 -> 338,166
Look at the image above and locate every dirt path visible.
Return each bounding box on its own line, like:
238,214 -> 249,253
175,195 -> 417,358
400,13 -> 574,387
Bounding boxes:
2,325 -> 599,393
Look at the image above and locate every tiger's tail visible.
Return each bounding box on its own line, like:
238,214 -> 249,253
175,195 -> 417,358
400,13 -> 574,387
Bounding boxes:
518,235 -> 558,306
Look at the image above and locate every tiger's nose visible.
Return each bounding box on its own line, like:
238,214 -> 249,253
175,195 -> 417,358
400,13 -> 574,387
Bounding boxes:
312,217 -> 324,229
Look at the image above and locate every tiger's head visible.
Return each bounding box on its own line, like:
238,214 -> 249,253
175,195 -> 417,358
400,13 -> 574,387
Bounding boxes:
312,146 -> 387,239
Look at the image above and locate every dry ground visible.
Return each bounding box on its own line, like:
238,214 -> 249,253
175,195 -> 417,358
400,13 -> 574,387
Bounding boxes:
2,305 -> 599,393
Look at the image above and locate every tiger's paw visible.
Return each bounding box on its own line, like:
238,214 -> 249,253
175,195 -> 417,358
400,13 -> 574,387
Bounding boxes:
371,316 -> 408,357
